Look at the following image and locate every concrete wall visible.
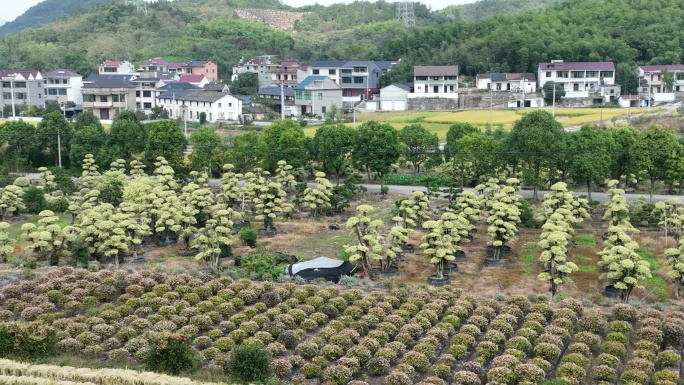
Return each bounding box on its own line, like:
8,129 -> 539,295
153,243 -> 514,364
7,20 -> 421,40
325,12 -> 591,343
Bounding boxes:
556,97 -> 594,108
458,92 -> 543,109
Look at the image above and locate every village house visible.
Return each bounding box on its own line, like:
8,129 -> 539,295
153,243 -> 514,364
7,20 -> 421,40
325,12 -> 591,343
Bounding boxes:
182,60 -> 218,82
0,70 -> 46,111
257,85 -> 296,116
98,60 -> 136,75
179,74 -> 210,88
231,56 -> 276,89
294,76 -> 343,117
638,64 -> 684,102
412,66 -> 459,96
44,69 -> 83,107
81,78 -> 137,120
307,61 -> 385,103
537,60 -> 620,103
366,83 -> 412,111
476,73 -> 536,93
156,90 -> 242,122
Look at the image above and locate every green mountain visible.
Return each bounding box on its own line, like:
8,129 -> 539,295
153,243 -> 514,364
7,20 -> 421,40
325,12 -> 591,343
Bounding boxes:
0,0 -> 116,37
438,0 -> 561,21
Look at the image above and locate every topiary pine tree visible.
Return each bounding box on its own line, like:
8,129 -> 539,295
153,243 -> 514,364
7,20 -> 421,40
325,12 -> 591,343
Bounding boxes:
475,177 -> 502,210
0,184 -> 24,221
665,239 -> 684,300
599,239 -> 651,303
196,205 -> 239,270
218,164 -> 244,210
67,154 -> 101,225
486,201 -> 521,261
243,168 -> 270,216
129,158 -> 147,178
0,222 -> 13,263
252,180 -> 289,231
37,167 -> 57,193
120,175 -> 155,257
274,160 -> 296,190
346,204 -> 383,278
22,210 -> 80,265
656,198 -> 684,247
398,191 -> 431,229
385,223 -> 410,272
80,203 -> 133,268
421,220 -> 453,279
178,171 -> 215,249
302,172 -> 333,217
537,210 -> 577,302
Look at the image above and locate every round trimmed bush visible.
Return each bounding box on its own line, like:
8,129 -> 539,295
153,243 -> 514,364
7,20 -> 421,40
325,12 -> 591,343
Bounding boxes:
403,350 -> 429,371
534,342 -> 561,361
608,320 -> 632,334
596,353 -> 620,368
601,341 -> 627,357
625,357 -> 655,373
271,357 -> 292,379
653,369 -> 679,383
592,365 -> 616,381
657,350 -> 681,368
612,303 -> 638,322
322,364 -> 352,385
448,344 -> 468,359
487,366 -> 514,384
367,356 -> 391,376
491,354 -> 520,370
561,353 -> 589,368
514,363 -> 545,383
385,370 -> 412,385
556,362 -> 585,379
636,326 -> 663,345
619,369 -> 649,384
320,343 -> 344,360
145,334 -> 199,375
452,370 -> 481,385
429,363 -> 451,380
528,357 -> 551,372
301,362 -> 321,379
227,343 -> 271,382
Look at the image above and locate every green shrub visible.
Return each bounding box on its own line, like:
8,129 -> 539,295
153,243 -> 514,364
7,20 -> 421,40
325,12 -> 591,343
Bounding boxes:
0,321 -> 57,359
45,196 -> 69,213
239,226 -> 258,247
145,334 -> 199,375
227,343 -> 271,382
518,199 -> 541,229
241,248 -> 287,280
23,186 -> 46,214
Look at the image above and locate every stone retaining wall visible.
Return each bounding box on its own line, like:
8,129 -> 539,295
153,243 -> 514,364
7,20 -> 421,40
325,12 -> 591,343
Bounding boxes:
235,8 -> 308,30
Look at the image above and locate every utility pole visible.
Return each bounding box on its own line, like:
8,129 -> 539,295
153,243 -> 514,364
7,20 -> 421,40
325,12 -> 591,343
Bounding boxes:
552,84 -> 556,118
353,107 -> 356,129
521,78 -> 525,109
648,82 -> 651,113
183,102 -> 188,138
280,81 -> 285,120
489,87 -> 493,129
10,79 -> 16,118
57,126 -> 62,168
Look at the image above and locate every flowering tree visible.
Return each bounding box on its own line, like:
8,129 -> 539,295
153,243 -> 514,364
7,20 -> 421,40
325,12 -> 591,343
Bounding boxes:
346,205 -> 383,277
0,184 -> 24,221
22,210 -> 80,265
196,206 -> 239,270
398,191 -> 430,229
665,239 -> 684,299
0,222 -> 13,262
302,172 -> 333,217
421,220 -> 453,279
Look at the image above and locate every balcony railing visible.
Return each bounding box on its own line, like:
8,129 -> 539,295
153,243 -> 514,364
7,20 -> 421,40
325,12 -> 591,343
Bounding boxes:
94,101 -> 113,108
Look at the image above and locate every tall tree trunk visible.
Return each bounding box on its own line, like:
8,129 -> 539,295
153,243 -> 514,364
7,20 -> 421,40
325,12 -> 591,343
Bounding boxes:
365,166 -> 371,183
587,180 -> 592,202
412,166 -> 418,185
650,179 -> 655,203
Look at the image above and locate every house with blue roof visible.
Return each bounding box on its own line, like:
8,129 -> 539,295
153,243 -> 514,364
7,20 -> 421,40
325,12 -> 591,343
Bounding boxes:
294,76 -> 342,117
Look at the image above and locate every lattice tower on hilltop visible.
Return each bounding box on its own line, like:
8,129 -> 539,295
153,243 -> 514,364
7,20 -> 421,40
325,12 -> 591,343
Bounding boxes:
396,0 -> 415,28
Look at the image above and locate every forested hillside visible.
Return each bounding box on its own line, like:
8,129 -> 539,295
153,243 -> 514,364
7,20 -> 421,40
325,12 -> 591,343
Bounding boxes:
0,0 -> 115,37
1,0 -> 684,84
438,0 -> 561,21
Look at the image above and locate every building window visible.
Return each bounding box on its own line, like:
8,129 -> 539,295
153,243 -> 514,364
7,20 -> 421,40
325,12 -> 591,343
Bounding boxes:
570,71 -> 584,78
556,71 -> 569,78
190,111 -> 193,119
342,77 -> 352,84
48,89 -> 57,95
600,71 -> 614,78
218,103 -> 222,107
353,67 -> 367,73
676,73 -> 684,81
586,71 -> 599,78
103,67 -> 116,73
112,95 -> 120,102
415,76 -> 428,81
143,91 -> 151,97
318,93 -> 322,100
144,102 -> 152,109
546,71 -> 551,77
1,82 -> 10,88
329,69 -> 336,75
229,103 -> 232,107
304,92 -> 312,100
353,77 -> 364,84
447,76 -> 457,80
312,69 -> 320,75
14,82 -> 25,88
136,91 -> 141,97
341,69 -> 351,74
2,92 -> 10,100
322,106 -> 326,114
296,91 -> 302,99
58,89 -> 66,96
15,93 -> 25,100
209,113 -> 212,120
83,94 -> 94,102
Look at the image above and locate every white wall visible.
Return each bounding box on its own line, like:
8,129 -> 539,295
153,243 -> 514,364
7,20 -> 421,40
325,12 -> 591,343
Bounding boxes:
157,95 -> 242,122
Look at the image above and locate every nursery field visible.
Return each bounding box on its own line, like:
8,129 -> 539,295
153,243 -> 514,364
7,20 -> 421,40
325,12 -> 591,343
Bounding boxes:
0,266 -> 683,385
302,108 -> 648,140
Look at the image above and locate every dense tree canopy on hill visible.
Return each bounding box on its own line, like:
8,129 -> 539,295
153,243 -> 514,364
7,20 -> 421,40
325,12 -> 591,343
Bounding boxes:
0,0 -> 115,37
1,0 -> 684,82
438,0 -> 560,21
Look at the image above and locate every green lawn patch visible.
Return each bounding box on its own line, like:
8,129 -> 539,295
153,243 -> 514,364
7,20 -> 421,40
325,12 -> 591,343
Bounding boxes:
522,267 -> 534,276
636,247 -> 660,270
575,234 -> 596,246
577,265 -> 598,272
574,255 -> 592,262
522,244 -> 538,252
636,247 -> 667,300
521,255 -> 536,264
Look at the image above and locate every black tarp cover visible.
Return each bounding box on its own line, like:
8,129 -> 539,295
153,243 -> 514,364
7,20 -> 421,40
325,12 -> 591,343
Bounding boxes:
286,257 -> 357,282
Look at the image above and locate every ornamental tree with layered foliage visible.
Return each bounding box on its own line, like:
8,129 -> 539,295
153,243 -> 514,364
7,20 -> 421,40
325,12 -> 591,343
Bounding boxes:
346,204 -> 383,277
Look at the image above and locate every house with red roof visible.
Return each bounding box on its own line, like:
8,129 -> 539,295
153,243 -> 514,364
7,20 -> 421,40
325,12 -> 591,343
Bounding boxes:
0,70 -> 45,111
139,58 -> 169,72
537,60 -> 620,103
179,74 -> 209,88
638,64 -> 684,101
44,69 -> 83,106
98,60 -> 136,75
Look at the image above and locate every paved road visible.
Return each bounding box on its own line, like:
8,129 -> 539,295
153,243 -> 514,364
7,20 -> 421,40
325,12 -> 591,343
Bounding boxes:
20,173 -> 680,204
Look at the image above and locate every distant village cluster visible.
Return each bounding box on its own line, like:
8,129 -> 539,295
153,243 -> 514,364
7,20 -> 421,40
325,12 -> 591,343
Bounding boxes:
0,56 -> 680,122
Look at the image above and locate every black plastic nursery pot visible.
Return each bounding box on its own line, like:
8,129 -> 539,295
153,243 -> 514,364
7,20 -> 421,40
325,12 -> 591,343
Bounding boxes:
427,275 -> 451,287
602,232 -> 610,241
485,245 -> 512,257
445,263 -> 459,273
469,228 -> 478,236
401,244 -> 415,253
466,234 -> 474,242
454,250 -> 466,261
258,228 -> 278,237
483,257 -> 510,267
604,285 -> 621,298
178,249 -> 200,257
375,267 -> 400,277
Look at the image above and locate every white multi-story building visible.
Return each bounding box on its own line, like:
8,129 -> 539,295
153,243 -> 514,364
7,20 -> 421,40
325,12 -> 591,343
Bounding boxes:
0,70 -> 45,111
411,66 -> 459,97
537,60 -> 619,102
98,60 -> 137,75
638,64 -> 684,102
476,73 -> 536,93
44,69 -> 83,106
156,90 -> 242,122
